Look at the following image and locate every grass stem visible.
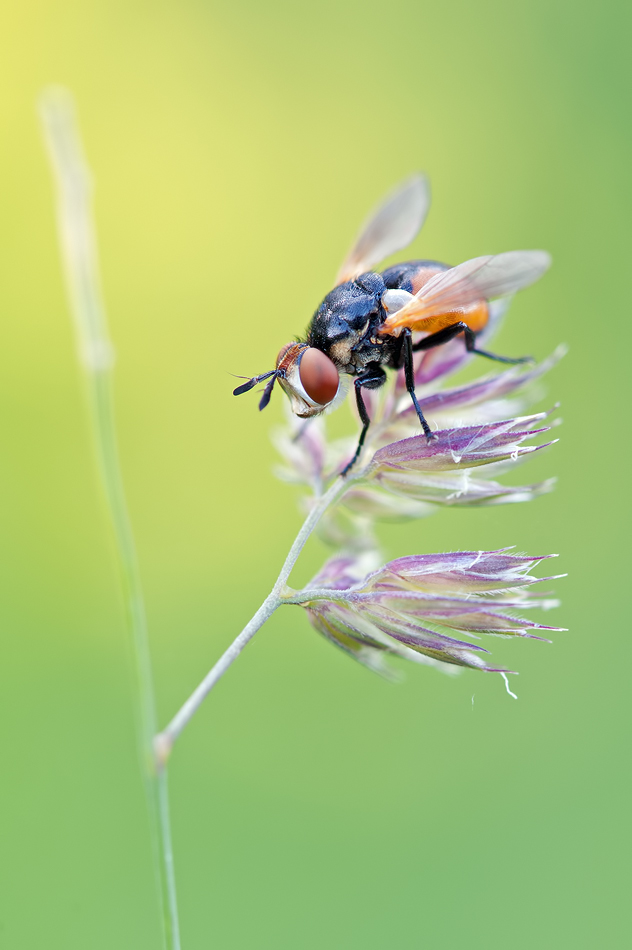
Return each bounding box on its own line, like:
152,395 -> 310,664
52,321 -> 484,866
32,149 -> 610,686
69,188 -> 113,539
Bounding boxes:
40,87 -> 181,950
156,475 -> 348,759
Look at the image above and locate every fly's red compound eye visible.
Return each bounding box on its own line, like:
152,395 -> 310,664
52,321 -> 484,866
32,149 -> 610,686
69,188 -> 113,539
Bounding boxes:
299,348 -> 339,405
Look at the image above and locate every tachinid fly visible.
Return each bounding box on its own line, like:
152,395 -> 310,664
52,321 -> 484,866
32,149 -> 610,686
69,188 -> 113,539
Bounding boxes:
234,176 -> 550,474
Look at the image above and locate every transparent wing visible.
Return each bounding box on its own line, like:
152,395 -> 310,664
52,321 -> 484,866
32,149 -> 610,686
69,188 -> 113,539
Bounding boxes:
382,250 -> 551,330
335,174 -> 431,285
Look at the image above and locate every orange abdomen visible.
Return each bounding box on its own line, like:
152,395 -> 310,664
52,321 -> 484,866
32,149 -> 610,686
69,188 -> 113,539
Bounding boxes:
382,261 -> 490,337
409,300 -> 490,335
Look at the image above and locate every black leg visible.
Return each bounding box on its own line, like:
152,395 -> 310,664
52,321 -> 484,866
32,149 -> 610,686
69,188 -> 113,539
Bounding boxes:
291,418 -> 312,444
403,329 -> 434,441
341,368 -> 386,476
412,321 -> 532,365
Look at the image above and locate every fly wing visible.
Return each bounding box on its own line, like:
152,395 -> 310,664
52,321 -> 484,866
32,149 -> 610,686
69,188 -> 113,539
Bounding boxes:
382,250 -> 551,331
335,174 -> 430,286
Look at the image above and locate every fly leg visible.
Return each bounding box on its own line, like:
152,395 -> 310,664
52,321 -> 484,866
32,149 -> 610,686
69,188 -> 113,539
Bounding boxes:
412,321 -> 532,365
403,329 -> 434,441
291,418 -> 313,444
341,367 -> 386,476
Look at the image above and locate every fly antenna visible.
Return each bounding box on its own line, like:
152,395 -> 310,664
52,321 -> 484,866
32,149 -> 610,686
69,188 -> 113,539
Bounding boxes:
232,370 -> 277,397
258,372 -> 279,411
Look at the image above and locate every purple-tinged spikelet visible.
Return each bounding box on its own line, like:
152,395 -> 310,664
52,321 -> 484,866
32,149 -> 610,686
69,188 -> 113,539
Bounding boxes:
288,550 -> 565,678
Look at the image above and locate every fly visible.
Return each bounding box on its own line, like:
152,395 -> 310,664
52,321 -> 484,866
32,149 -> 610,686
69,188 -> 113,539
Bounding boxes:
234,175 -> 550,475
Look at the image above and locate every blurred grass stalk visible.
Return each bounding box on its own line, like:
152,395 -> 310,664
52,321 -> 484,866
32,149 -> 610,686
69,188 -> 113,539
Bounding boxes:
39,88 -> 180,950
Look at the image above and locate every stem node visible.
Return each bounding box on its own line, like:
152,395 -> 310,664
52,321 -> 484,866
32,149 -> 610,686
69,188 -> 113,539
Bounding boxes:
154,732 -> 173,772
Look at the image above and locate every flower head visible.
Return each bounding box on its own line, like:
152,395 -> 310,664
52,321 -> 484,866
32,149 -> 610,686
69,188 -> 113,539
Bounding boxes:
286,549 -> 565,680
273,321 -> 565,686
275,347 -> 564,543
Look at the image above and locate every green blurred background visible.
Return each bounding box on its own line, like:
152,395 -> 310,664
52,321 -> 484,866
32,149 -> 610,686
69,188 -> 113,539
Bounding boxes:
0,0 -> 629,947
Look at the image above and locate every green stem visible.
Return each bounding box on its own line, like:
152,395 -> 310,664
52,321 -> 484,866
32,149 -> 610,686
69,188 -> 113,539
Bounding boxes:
156,474 -> 349,761
40,88 -> 180,950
